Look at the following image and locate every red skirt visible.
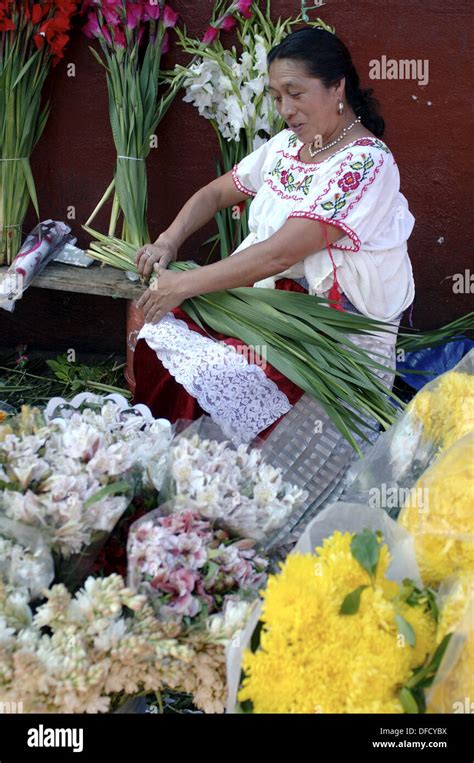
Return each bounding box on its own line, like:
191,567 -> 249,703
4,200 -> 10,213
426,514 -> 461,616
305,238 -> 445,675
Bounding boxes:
132,278 -> 306,440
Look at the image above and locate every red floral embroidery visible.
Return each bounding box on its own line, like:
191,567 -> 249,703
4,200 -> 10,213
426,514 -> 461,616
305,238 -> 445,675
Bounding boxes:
353,139 -> 374,146
338,171 -> 361,192
280,170 -> 289,186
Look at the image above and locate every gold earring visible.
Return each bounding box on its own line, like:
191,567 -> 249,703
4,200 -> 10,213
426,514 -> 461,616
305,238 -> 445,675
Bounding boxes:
338,99 -> 344,115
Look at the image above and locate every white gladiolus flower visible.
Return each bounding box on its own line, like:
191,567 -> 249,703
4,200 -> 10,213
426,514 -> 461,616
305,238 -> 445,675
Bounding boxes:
180,32 -> 283,145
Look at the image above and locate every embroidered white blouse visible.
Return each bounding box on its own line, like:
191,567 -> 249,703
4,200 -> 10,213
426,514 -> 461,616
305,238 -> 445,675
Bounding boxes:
231,128 -> 415,322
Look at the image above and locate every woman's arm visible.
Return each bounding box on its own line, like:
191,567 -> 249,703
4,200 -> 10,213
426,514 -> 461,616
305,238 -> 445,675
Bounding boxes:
135,172 -> 251,279
137,216 -> 345,323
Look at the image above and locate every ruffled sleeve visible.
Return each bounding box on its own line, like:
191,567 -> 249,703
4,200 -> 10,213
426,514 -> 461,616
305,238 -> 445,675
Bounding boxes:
232,131 -> 286,197
288,143 -> 410,253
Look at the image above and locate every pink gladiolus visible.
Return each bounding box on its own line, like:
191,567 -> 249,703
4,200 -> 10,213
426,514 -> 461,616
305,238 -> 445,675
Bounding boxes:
219,15 -> 237,31
101,24 -> 112,46
101,1 -> 120,27
202,25 -> 219,44
125,2 -> 142,29
162,5 -> 178,28
235,0 -> 253,19
113,27 -> 126,48
83,12 -> 100,38
143,0 -> 160,22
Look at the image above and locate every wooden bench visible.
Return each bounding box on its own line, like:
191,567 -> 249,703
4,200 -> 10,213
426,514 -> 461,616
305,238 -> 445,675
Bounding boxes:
0,262 -> 144,300
0,263 -> 146,388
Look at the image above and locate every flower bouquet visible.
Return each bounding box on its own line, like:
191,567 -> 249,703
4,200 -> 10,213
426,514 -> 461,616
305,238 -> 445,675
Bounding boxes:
0,0 -> 79,264
127,501 -> 267,712
81,0 -> 185,249
0,574 -> 192,713
227,504 -> 450,714
398,434 -> 474,587
426,573 -> 474,713
340,349 -> 474,515
160,424 -> 308,542
0,395 -> 173,586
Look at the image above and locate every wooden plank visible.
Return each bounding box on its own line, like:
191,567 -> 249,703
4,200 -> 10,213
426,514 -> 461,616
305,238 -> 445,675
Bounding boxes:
0,263 -> 144,299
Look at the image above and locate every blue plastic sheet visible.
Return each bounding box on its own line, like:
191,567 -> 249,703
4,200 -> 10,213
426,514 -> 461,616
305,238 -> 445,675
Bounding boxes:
397,338 -> 474,390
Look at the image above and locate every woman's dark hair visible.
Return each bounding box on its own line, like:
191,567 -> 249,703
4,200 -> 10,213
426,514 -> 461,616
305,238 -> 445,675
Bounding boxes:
267,27 -> 385,138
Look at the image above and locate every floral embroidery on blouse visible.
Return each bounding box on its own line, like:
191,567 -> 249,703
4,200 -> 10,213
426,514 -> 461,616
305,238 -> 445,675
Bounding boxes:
320,153 -> 378,218
268,157 -> 314,195
288,132 -> 298,148
353,137 -> 390,154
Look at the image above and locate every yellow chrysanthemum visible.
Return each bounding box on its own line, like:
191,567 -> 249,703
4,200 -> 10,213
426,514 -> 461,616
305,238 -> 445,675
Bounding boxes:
238,532 -> 436,714
411,371 -> 474,450
427,574 -> 474,713
399,435 -> 474,587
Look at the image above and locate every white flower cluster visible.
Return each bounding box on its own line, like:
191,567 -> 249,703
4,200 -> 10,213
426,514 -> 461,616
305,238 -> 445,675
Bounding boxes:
205,597 -> 254,644
0,575 -> 191,713
0,534 -> 53,599
182,34 -> 278,144
0,401 -> 173,557
167,434 -> 307,541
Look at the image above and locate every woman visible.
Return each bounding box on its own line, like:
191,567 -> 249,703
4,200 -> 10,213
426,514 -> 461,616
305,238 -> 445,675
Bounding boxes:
132,27 -> 415,452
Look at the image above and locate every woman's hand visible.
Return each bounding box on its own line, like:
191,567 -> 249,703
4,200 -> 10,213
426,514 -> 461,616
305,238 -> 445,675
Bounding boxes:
136,265 -> 188,324
134,235 -> 178,281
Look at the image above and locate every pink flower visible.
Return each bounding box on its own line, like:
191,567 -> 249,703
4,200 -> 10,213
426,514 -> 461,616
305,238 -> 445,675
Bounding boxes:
143,0 -> 161,22
202,25 -> 219,44
163,5 -> 178,29
101,1 -> 120,27
219,15 -> 237,32
113,27 -> 126,48
171,592 -> 201,617
83,12 -> 100,38
125,2 -> 142,29
235,0 -> 253,19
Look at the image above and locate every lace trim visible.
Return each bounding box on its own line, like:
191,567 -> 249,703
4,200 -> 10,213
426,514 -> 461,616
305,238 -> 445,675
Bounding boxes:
138,313 -> 292,444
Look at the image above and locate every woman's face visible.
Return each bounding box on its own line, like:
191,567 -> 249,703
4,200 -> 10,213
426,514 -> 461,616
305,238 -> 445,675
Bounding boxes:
267,59 -> 345,143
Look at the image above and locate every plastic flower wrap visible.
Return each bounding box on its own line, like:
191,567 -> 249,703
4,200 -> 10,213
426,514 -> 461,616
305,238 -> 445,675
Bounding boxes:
0,397 -> 173,561
342,350 -> 474,519
226,504 -> 442,714
0,574 -> 192,713
161,420 -> 307,542
398,434 -> 474,587
427,574 -> 474,713
127,503 -> 267,625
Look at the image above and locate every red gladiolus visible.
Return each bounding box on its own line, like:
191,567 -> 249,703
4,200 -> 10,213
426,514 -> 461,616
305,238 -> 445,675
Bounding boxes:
32,4 -> 45,25
202,25 -> 219,44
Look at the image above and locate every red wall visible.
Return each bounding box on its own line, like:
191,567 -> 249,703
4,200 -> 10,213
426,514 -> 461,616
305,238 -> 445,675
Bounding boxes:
23,0 -> 474,330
